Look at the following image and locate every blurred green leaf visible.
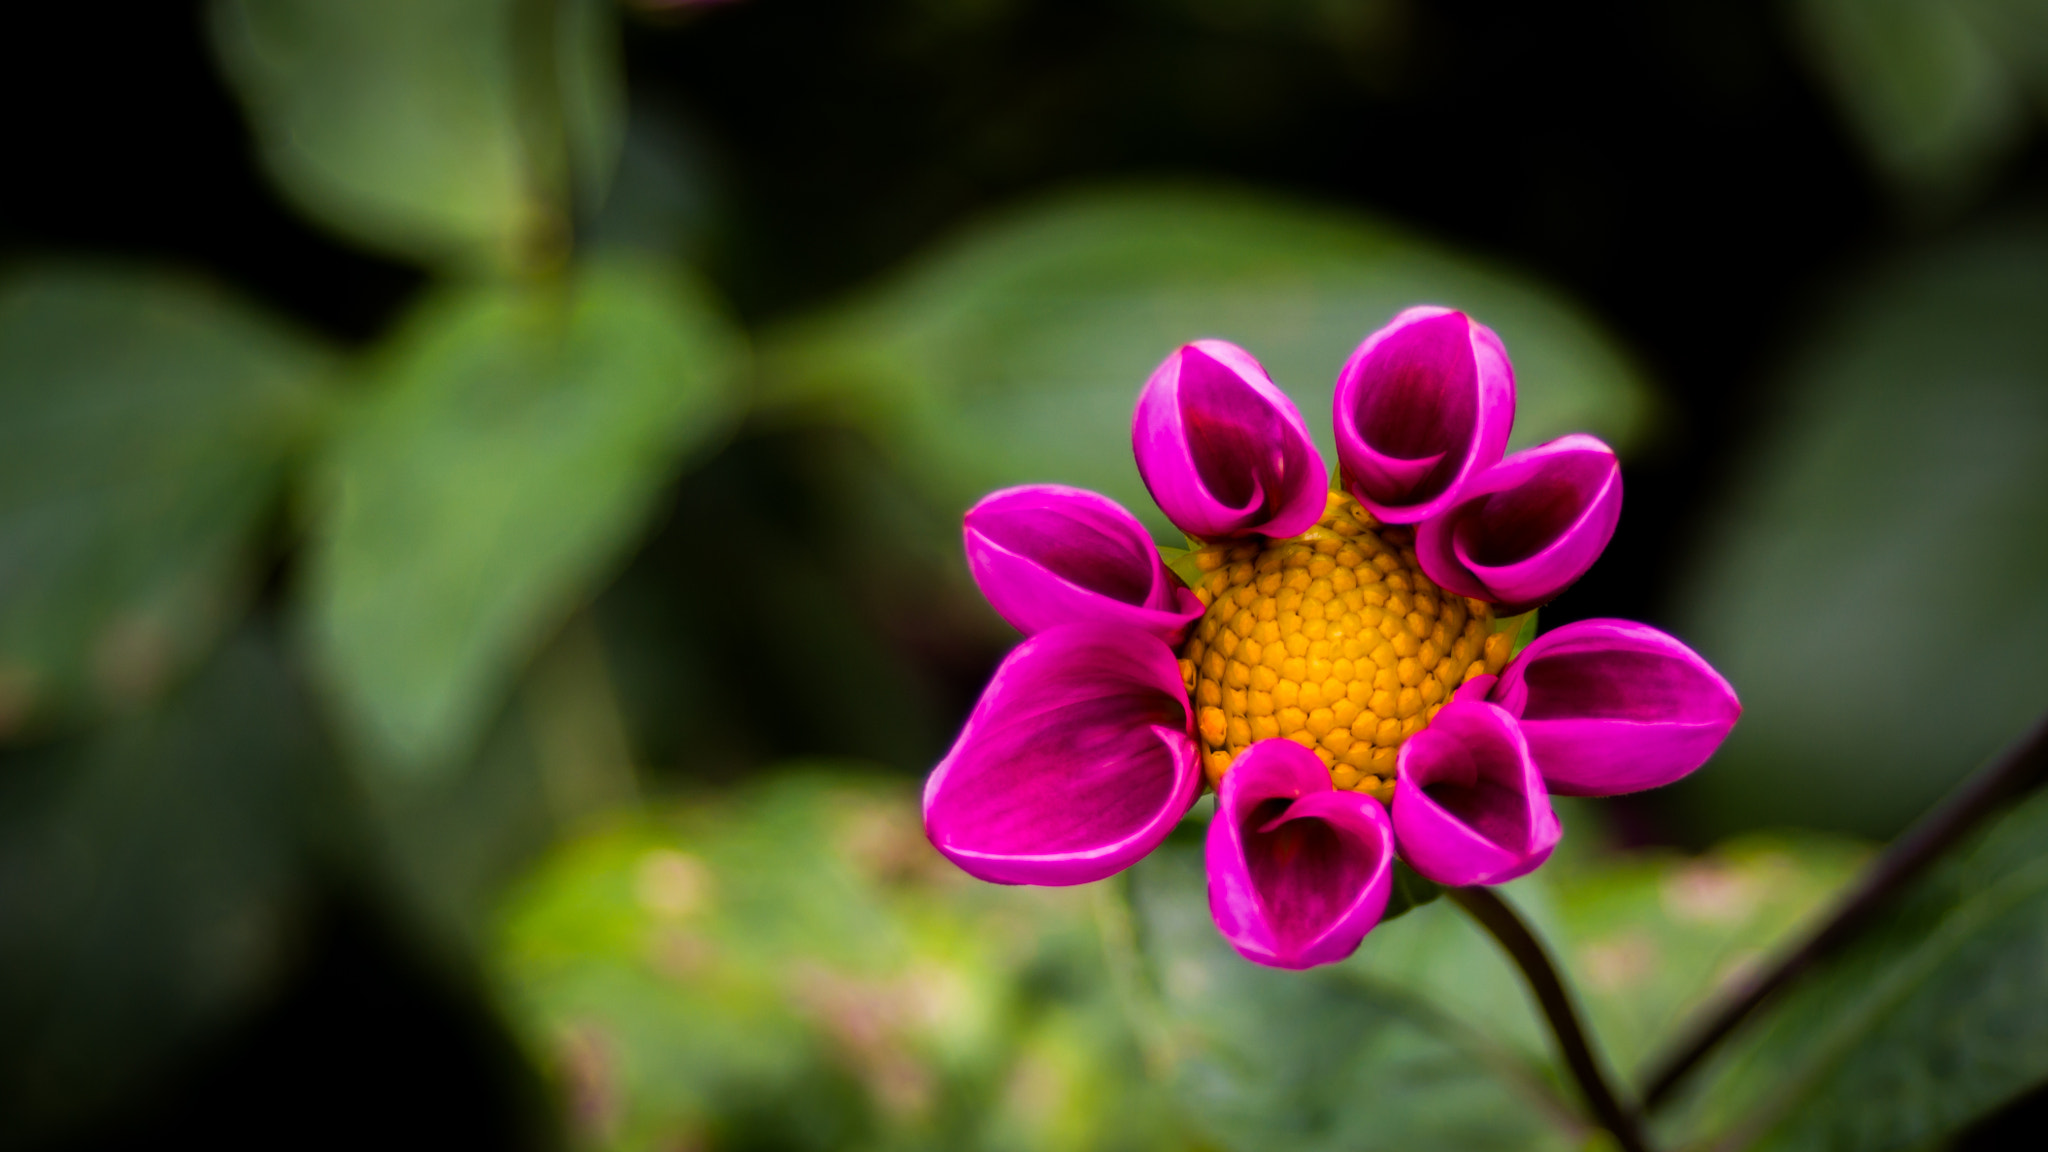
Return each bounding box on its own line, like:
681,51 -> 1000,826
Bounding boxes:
594,428 -> 966,780
1672,219 -> 2048,838
1659,788 -> 2048,1150
583,107 -> 724,264
306,255 -> 744,778
1127,833 -> 1576,1152
760,185 -> 1655,535
1541,835 -> 1866,1084
1126,818 -> 1863,1150
1971,0 -> 2048,102
491,772 -> 1185,1152
0,628 -> 331,1140
0,264 -> 331,735
363,613 -> 640,954
209,0 -> 625,270
1793,0 -> 2026,208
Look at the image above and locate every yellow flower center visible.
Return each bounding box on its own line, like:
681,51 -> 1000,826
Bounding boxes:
1177,491 -> 1515,802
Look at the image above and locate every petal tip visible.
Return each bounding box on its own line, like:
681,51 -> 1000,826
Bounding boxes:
1490,619 -> 1740,796
1133,341 -> 1327,541
1205,740 -> 1396,968
1334,308 -> 1516,525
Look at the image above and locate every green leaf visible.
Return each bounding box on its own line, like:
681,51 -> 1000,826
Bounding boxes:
1540,834 -> 1867,1085
1792,0 -> 2026,209
490,773 -> 1186,1152
591,430 -> 964,776
1659,789 -> 2048,1150
0,628 -> 332,1139
306,256 -> 744,777
760,184 -> 1655,533
1671,219 -> 2048,839
1124,811 -> 1864,1151
1127,834 -> 1576,1151
356,613 -> 638,954
208,0 -> 625,271
0,264 -> 332,734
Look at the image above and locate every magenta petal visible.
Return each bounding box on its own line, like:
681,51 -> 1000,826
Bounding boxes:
1132,339 -> 1328,541
924,624 -> 1201,885
1205,740 -> 1396,969
1416,435 -> 1622,613
1392,701 -> 1560,887
1488,619 -> 1740,797
1333,307 -> 1516,524
965,485 -> 1205,642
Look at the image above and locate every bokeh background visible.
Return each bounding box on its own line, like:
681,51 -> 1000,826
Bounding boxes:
5,1 -> 2048,1149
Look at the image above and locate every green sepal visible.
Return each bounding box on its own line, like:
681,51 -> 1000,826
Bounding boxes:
1380,860 -> 1444,924
1492,609 -> 1539,658
1159,539 -> 1209,590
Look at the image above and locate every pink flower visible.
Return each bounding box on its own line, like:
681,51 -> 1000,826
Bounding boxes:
924,311 -> 1739,968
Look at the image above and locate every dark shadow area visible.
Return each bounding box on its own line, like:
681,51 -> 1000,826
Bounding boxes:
0,1 -> 421,343
43,893 -> 556,1152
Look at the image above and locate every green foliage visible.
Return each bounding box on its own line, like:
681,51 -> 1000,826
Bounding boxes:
1673,219 -> 2048,838
1123,821 -> 1865,1151
306,256 -> 745,778
362,616 -> 641,953
1660,788 -> 2048,1150
1542,835 -> 1867,1082
1795,0 -> 2048,209
491,773 -> 1187,1152
1129,834 -> 1573,1152
0,264 -> 332,735
209,0 -> 625,270
590,429 -> 966,779
0,630 -> 332,1141
1794,0 -> 2026,207
760,185 -> 1654,533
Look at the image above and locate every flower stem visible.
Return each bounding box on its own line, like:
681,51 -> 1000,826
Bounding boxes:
1640,709 -> 2048,1110
1448,885 -> 1653,1152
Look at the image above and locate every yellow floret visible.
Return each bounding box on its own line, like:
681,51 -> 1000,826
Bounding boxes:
1177,491 -> 1500,796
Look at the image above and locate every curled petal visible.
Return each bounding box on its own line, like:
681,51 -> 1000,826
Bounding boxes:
1416,435 -> 1622,613
1488,619 -> 1740,797
965,485 -> 1204,642
1206,740 -> 1396,969
1393,701 -> 1560,887
924,624 -> 1201,885
1133,339 -> 1327,540
1334,307 -> 1515,524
